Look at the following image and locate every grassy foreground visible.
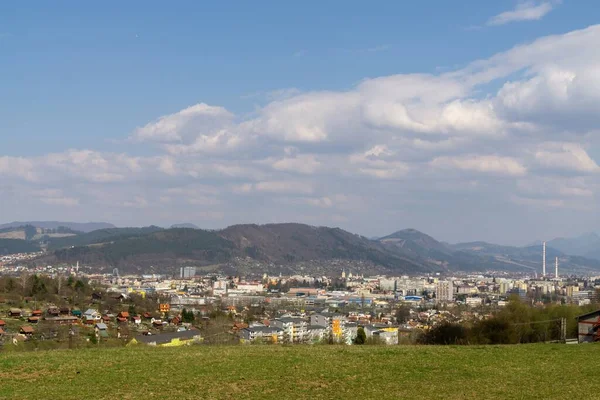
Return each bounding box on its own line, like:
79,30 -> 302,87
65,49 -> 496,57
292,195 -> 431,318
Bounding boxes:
0,344 -> 598,399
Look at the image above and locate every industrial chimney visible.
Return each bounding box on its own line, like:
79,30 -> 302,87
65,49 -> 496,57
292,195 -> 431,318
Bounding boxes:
542,241 -> 546,277
555,256 -> 559,279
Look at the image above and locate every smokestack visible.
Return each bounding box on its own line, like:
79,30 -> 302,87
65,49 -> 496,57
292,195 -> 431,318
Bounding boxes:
542,241 -> 546,277
555,257 -> 559,279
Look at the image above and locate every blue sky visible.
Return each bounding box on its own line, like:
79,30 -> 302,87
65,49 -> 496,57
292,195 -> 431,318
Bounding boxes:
1,1 -> 600,244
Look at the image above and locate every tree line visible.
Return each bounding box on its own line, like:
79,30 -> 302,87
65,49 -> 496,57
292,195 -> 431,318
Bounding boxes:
419,297 -> 596,345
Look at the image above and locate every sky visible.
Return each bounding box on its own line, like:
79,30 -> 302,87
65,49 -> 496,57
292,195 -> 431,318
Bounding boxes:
1,0 -> 600,245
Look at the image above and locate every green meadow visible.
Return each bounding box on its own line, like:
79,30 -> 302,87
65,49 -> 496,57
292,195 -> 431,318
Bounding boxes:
0,344 -> 598,399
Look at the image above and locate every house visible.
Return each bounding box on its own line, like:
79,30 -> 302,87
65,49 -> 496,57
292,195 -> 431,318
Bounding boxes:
364,324 -> 399,345
91,292 -> 103,302
95,323 -> 109,338
8,308 -> 22,318
159,304 -> 170,313
117,311 -> 129,323
45,316 -> 78,325
59,307 -> 70,315
128,329 -> 202,347
131,315 -> 141,324
576,309 -> 600,343
152,319 -> 164,328
31,310 -> 42,317
170,316 -> 181,326
239,326 -> 283,343
83,309 -> 101,324
232,322 -> 248,332
109,293 -> 127,302
142,312 -> 153,320
0,320 -> 5,328
27,316 -> 40,324
20,326 -> 34,336
47,307 -> 60,317
71,309 -> 82,317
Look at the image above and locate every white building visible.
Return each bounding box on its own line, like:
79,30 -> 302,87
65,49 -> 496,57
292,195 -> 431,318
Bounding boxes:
271,317 -> 308,343
436,280 -> 454,302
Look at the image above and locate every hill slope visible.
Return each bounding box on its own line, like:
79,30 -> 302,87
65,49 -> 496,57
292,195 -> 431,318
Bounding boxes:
0,239 -> 41,255
0,221 -> 115,233
31,224 -> 600,275
46,226 -> 164,250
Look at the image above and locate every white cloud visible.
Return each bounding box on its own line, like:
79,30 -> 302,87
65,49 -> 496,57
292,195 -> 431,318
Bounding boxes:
4,24 -> 600,243
132,103 -> 234,143
533,142 -> 600,173
487,1 -> 558,26
430,155 -> 527,176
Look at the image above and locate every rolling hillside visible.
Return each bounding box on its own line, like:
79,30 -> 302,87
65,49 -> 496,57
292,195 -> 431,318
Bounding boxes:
10,222 -> 600,275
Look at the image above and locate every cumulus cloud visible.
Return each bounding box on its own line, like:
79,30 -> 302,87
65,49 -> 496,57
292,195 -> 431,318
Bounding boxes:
430,155 -> 527,176
487,1 -> 558,26
533,142 -> 600,173
3,24 -> 600,242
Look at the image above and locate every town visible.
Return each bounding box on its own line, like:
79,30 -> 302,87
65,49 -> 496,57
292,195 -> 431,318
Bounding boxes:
1,253 -> 599,350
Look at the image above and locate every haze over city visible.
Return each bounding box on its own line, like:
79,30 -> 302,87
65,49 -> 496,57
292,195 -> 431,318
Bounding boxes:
2,1 -> 600,245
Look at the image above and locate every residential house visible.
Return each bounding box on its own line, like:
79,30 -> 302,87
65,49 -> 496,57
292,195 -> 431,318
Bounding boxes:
364,324 -> 399,345
95,323 -> 109,338
47,307 -> 60,317
20,326 -> 34,336
8,308 -> 22,318
45,316 -> 78,325
31,310 -> 42,317
128,329 -> 202,347
240,326 -> 283,343
117,311 -> 129,323
27,316 -> 40,324
83,309 -> 101,324
131,315 -> 142,325
576,309 -> 600,343
0,320 -> 5,329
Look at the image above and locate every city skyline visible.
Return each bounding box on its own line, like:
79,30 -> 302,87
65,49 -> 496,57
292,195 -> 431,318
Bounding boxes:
2,1 -> 600,245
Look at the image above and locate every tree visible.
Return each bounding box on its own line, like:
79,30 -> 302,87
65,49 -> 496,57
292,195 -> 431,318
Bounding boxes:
354,327 -> 366,345
395,305 -> 411,324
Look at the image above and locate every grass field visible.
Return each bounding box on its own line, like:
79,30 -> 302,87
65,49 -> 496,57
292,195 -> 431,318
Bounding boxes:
0,344 -> 598,399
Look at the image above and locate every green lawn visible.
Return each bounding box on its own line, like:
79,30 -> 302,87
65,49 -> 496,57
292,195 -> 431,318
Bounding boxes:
0,344 -> 598,399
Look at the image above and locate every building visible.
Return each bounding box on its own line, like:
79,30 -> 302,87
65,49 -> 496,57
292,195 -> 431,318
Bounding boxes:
239,326 -> 283,343
128,329 -> 202,347
379,278 -> 397,292
576,310 -> 600,343
310,312 -> 347,343
213,280 -> 228,296
364,324 -> 399,345
465,297 -> 483,307
180,266 -> 196,279
306,325 -> 327,343
271,317 -> 308,343
436,281 -> 454,302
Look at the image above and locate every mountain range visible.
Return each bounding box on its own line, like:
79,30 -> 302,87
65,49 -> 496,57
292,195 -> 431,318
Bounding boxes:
2,221 -> 600,276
